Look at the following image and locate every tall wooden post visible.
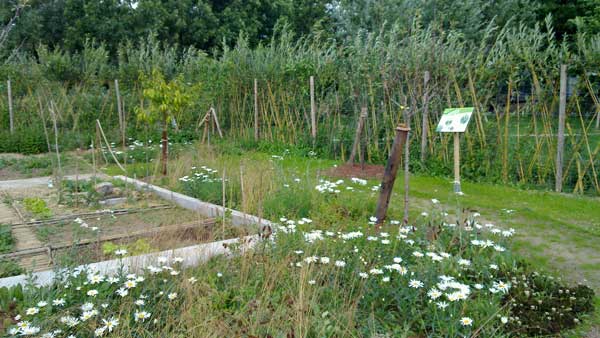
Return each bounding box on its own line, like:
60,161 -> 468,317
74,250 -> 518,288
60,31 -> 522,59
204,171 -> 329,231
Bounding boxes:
453,133 -> 461,193
420,71 -> 430,162
555,64 -> 567,192
7,79 -> 14,134
348,108 -> 368,164
375,125 -> 411,228
403,128 -> 411,225
254,78 -> 259,141
310,75 -> 316,140
115,79 -> 125,149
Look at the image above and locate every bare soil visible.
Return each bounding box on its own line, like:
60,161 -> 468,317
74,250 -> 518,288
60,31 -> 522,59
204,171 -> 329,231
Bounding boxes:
323,163 -> 385,179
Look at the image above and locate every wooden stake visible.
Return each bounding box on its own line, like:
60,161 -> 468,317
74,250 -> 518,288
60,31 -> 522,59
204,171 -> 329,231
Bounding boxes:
49,101 -> 62,200
37,98 -> 52,154
222,169 -> 226,234
240,164 -> 245,212
96,119 -> 126,173
211,107 -> 223,138
555,64 -> 567,192
7,79 -> 14,134
453,132 -> 461,193
348,108 -> 368,164
91,135 -> 97,186
115,79 -> 125,149
403,129 -> 410,225
420,71 -> 430,162
254,78 -> 259,141
310,75 -> 316,140
375,125 -> 411,228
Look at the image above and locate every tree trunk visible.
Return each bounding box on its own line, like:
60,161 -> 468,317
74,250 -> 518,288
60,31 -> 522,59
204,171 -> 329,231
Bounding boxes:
161,125 -> 168,176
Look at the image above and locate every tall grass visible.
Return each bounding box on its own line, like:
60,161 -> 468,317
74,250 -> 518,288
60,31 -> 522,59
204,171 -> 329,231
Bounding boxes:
0,21 -> 599,193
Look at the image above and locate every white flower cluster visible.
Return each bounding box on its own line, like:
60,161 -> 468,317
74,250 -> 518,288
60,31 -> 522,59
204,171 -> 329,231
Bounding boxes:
179,166 -> 220,183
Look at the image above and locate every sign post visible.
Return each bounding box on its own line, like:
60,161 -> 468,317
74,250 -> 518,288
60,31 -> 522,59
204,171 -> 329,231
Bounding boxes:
436,107 -> 474,193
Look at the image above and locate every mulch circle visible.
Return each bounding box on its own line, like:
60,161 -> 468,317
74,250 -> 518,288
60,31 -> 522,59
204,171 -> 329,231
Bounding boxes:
322,163 -> 385,179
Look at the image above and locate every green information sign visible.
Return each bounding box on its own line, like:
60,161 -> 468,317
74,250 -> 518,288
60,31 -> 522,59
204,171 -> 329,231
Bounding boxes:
435,107 -> 474,133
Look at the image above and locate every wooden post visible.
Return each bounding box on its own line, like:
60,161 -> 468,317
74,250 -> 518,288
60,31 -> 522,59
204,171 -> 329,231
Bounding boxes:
37,98 -> 51,154
115,79 -> 126,149
91,136 -> 97,186
453,132 -> 461,193
7,79 -> 14,134
254,78 -> 259,141
49,101 -> 62,200
555,64 -> 567,192
310,75 -> 316,140
420,71 -> 430,162
403,128 -> 410,225
348,108 -> 368,164
374,125 -> 411,228
211,107 -> 223,138
222,169 -> 226,234
96,119 -> 126,173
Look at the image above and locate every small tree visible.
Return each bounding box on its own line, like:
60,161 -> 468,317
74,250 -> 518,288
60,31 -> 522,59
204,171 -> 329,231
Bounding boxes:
137,69 -> 197,175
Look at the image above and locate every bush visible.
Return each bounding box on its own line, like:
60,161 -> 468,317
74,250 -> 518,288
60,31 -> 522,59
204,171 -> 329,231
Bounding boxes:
501,271 -> 595,336
0,259 -> 23,278
22,198 -> 52,219
0,224 -> 14,254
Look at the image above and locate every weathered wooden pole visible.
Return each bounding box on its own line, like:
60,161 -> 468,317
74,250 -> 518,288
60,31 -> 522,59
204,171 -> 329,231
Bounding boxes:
310,75 -> 317,140
420,71 -> 430,162
375,124 -> 411,228
555,64 -> 567,192
114,79 -> 125,149
403,128 -> 411,225
7,79 -> 14,134
348,107 -> 368,164
453,133 -> 461,193
254,78 -> 259,141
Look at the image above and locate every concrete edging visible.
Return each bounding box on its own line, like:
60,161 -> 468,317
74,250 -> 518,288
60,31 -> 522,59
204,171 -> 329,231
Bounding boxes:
0,176 -> 273,289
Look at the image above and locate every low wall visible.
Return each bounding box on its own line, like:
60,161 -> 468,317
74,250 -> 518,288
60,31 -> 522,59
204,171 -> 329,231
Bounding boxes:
0,176 -> 274,289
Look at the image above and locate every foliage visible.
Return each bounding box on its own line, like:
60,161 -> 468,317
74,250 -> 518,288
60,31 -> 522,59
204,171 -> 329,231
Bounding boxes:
138,68 -> 199,174
102,239 -> 154,257
179,165 -> 241,208
22,197 -> 52,219
1,4 -> 600,195
2,203 -> 595,336
0,259 -> 23,278
0,224 -> 14,254
501,269 -> 595,336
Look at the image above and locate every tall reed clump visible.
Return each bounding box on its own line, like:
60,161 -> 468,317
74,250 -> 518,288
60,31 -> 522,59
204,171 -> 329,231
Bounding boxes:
0,21 -> 599,194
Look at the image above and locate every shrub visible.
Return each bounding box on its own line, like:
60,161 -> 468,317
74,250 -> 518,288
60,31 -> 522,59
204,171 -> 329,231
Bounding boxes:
501,271 -> 595,336
22,197 -> 52,219
0,224 -> 14,254
0,259 -> 23,278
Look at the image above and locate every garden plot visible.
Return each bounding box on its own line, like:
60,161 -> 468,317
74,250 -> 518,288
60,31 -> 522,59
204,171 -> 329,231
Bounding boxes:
0,176 -> 250,277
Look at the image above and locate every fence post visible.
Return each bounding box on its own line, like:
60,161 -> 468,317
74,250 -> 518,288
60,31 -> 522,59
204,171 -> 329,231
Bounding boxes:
115,79 -> 125,149
375,124 -> 411,229
310,75 -> 316,140
7,79 -> 14,134
403,128 -> 411,225
453,133 -> 461,193
555,64 -> 567,192
420,71 -> 430,162
254,78 -> 259,141
348,108 -> 368,164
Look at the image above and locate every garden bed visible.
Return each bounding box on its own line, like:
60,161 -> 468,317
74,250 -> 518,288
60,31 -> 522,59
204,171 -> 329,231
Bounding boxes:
0,176 -> 253,276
